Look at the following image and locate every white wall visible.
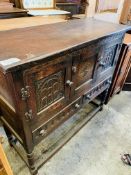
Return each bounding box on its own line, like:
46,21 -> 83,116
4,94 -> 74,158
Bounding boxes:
86,0 -> 97,17
97,0 -> 120,12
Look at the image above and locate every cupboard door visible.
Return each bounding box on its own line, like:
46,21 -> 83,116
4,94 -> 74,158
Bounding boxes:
71,45 -> 99,98
96,44 -> 119,77
23,55 -> 71,129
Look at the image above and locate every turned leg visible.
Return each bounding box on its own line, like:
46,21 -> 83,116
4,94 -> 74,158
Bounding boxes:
117,90 -> 121,95
26,151 -> 38,175
100,88 -> 109,111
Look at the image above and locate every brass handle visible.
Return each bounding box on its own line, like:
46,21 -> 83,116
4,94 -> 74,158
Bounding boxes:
66,80 -> 74,87
39,129 -> 46,136
72,66 -> 77,73
75,103 -> 80,109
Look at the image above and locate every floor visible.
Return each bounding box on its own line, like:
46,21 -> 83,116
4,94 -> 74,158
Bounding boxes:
0,91 -> 131,175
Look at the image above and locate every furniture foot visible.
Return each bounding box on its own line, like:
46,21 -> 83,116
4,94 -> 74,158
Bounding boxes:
9,137 -> 17,147
27,152 -> 38,175
101,88 -> 110,105
117,91 -> 121,95
99,105 -> 103,111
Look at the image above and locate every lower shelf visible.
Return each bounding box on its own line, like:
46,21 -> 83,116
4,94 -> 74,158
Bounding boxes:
11,100 -> 102,171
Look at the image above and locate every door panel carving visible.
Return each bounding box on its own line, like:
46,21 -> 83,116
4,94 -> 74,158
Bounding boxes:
35,71 -> 65,113
97,45 -> 118,74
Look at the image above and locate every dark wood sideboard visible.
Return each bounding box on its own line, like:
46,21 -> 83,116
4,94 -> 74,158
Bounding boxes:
0,8 -> 28,19
0,19 -> 130,175
0,0 -> 28,19
106,33 -> 131,101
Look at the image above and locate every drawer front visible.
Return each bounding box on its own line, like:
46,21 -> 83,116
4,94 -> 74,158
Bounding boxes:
83,77 -> 112,103
32,97 -> 82,144
23,55 -> 72,124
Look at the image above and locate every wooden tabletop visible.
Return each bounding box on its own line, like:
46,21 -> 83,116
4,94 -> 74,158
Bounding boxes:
0,7 -> 28,14
0,18 -> 130,72
0,16 -> 67,31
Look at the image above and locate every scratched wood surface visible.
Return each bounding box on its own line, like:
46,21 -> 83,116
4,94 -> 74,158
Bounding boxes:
0,18 -> 130,71
0,16 -> 66,31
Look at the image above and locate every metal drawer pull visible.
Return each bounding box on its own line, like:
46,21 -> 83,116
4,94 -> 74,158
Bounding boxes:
86,94 -> 91,100
66,80 -> 74,87
75,103 -> 80,109
25,109 -> 33,121
99,62 -> 105,67
72,66 -> 77,73
107,80 -> 112,85
39,129 -> 46,136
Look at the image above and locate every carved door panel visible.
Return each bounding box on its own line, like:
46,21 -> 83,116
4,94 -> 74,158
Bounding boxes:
71,46 -> 99,99
95,44 -> 120,78
23,55 -> 71,128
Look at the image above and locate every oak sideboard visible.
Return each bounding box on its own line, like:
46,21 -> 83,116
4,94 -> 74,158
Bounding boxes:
0,18 -> 130,174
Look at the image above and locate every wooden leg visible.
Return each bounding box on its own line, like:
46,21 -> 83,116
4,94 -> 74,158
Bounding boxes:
117,90 -> 121,95
100,88 -> 109,110
26,151 -> 38,175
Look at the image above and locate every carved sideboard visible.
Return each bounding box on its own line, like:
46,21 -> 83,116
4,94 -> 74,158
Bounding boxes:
0,19 -> 130,175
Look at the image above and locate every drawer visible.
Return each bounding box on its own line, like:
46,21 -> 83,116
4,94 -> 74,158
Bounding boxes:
83,77 -> 112,103
32,97 -> 82,144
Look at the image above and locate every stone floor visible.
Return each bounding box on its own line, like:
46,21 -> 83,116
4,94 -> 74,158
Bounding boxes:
0,91 -> 131,175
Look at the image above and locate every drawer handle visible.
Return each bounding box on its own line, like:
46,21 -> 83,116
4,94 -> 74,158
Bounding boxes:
72,66 -> 77,73
66,80 -> 74,87
99,62 -> 105,67
86,94 -> 91,100
75,103 -> 80,109
107,80 -> 112,85
39,129 -> 46,136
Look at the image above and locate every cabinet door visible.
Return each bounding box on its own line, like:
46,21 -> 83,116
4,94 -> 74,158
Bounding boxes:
23,55 -> 71,129
108,44 -> 131,97
96,44 -> 120,78
71,45 -> 99,98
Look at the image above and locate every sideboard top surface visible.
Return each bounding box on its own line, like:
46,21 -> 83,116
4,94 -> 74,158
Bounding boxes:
0,18 -> 130,72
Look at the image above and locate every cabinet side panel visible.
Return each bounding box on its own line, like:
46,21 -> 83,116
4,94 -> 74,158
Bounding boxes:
0,71 -> 15,110
0,71 -> 25,143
